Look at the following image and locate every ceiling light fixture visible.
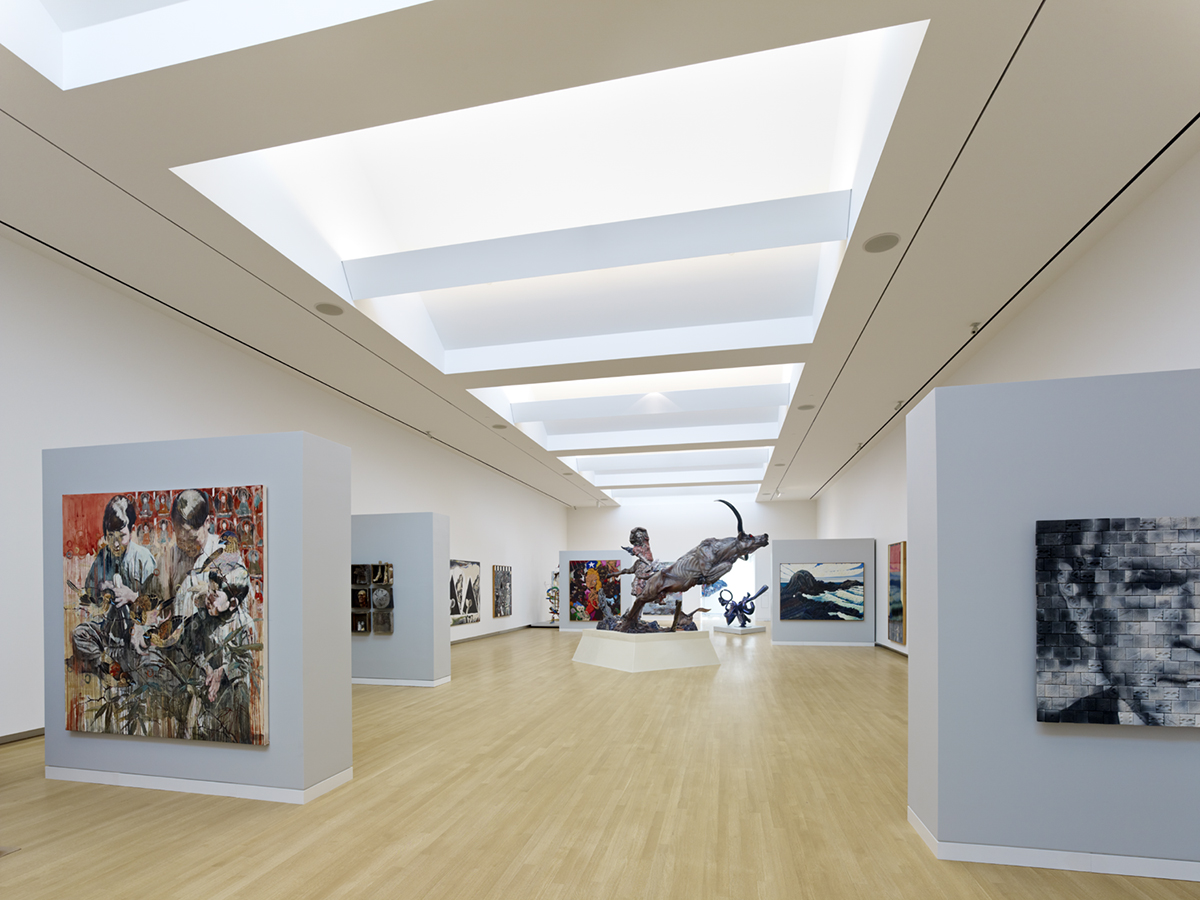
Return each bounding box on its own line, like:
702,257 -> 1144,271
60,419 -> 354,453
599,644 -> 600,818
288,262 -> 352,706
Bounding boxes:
315,303 -> 344,316
863,233 -> 900,253
492,423 -> 508,430
797,404 -> 815,411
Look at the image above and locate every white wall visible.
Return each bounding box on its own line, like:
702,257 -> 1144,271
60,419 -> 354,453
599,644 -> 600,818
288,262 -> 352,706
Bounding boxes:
0,232 -> 566,739
566,498 -> 817,620
816,141 -> 1200,649
817,423 -> 907,652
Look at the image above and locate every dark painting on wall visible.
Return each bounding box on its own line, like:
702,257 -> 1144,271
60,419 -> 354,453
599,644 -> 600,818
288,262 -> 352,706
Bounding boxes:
352,611 -> 371,634
493,565 -> 512,618
779,562 -> 865,620
373,610 -> 394,635
1037,517 -> 1200,727
352,588 -> 370,609
62,486 -> 268,745
888,542 -> 906,644
568,560 -> 622,621
450,559 -> 481,626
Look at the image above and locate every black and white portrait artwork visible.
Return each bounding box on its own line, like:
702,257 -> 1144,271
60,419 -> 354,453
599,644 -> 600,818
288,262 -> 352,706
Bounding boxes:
1037,517 -> 1200,727
493,565 -> 512,618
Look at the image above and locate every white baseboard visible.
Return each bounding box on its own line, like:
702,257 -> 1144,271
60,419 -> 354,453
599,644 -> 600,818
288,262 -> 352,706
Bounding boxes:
45,765 -> 353,805
770,640 -> 876,647
907,807 -> 1200,882
351,675 -> 450,687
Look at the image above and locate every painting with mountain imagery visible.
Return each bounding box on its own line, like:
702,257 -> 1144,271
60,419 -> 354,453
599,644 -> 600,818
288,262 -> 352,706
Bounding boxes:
450,559 -> 480,626
780,562 -> 865,620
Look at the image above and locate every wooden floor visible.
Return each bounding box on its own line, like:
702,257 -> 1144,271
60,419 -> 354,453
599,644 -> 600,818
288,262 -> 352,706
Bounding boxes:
2,628 -> 1198,899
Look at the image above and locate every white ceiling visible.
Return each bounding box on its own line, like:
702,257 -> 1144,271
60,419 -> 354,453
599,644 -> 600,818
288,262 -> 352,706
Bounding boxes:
2,1 -> 1199,509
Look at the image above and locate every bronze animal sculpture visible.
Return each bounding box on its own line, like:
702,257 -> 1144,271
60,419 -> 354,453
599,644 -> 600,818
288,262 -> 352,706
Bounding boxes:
603,500 -> 769,633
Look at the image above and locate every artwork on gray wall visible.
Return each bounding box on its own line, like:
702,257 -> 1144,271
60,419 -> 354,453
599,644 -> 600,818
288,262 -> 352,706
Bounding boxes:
779,562 -> 865,620
352,611 -> 371,634
352,561 -> 392,635
1036,517 -> 1200,727
888,541 -> 906,644
62,486 -> 268,745
451,559 -> 480,625
493,565 -> 512,618
373,610 -> 394,635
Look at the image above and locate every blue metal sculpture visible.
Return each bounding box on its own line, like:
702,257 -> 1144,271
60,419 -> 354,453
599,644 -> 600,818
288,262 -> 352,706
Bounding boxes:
720,585 -> 768,627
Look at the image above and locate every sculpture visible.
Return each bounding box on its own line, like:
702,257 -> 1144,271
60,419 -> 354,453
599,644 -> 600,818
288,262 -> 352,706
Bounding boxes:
720,585 -> 768,627
600,500 -> 769,633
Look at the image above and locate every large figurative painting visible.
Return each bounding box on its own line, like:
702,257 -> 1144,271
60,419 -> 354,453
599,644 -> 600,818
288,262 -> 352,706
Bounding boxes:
888,542 -> 906,644
62,486 -> 267,745
450,559 -> 480,626
493,565 -> 512,618
1037,517 -> 1200,727
779,562 -> 865,620
568,560 -> 622,621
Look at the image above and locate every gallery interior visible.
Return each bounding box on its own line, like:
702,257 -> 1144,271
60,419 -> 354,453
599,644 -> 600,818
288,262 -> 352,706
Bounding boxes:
3,1 -> 1200,897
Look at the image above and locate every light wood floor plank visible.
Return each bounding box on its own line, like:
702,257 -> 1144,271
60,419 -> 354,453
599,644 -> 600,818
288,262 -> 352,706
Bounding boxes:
2,629 -> 1199,899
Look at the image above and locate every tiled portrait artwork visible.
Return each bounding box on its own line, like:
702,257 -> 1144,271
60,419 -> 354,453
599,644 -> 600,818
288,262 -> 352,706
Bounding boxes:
1036,517 -> 1200,727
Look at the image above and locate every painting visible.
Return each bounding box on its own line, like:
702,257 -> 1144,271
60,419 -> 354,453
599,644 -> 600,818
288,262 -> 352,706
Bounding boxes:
371,586 -> 393,610
888,542 -> 906,644
1037,517 -> 1200,726
568,560 -> 622,621
450,559 -> 480,626
352,588 -> 370,609
779,562 -> 865,620
352,611 -> 371,634
351,564 -> 370,585
373,610 -> 394,635
493,565 -> 512,618
62,486 -> 267,745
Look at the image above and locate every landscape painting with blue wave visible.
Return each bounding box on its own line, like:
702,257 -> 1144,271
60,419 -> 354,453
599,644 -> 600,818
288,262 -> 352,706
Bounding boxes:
779,562 -> 865,620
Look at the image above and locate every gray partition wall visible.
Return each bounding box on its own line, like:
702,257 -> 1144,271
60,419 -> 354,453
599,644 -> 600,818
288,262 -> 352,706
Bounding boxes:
351,513 -> 450,686
908,371 -> 1200,880
43,432 -> 352,804
770,538 -> 876,645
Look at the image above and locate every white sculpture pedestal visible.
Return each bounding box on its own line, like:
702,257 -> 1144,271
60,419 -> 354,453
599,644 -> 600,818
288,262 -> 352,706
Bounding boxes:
713,624 -> 767,635
572,629 -> 720,672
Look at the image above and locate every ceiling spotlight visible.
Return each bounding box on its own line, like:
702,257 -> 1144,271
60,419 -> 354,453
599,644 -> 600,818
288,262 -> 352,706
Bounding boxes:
863,233 -> 900,253
797,404 -> 815,411
314,303 -> 344,316
492,423 -> 507,430
774,463 -> 785,467
562,472 -> 573,476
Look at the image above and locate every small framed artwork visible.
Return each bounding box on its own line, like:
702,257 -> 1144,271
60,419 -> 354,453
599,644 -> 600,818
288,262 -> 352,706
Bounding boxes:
351,564 -> 370,585
371,563 -> 393,585
887,541 -> 906,644
493,565 -> 512,618
351,611 -> 371,634
373,610 -> 394,635
352,588 -> 370,609
371,586 -> 393,610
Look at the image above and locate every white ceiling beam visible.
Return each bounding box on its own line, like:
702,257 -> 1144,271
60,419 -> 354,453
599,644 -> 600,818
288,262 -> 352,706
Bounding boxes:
343,191 -> 850,299
510,383 -> 790,424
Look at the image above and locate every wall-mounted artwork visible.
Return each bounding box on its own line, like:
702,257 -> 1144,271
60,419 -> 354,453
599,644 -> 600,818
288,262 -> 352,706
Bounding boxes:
450,559 -> 480,626
779,562 -> 865,620
373,610 -> 393,635
62,486 -> 268,745
493,565 -> 512,618
352,588 -> 370,609
352,611 -> 371,634
568,560 -> 622,621
888,542 -> 906,644
1037,517 -> 1200,727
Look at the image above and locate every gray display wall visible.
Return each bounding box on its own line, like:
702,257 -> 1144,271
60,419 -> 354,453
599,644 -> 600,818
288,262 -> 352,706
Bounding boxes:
770,539 -> 875,645
43,432 -> 352,804
908,371 -> 1200,879
351,513 -> 450,686
557,549 -> 632,632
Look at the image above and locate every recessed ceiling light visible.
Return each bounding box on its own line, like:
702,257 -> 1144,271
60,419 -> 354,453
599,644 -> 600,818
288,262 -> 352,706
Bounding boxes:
562,472 -> 573,476
797,404 -> 815,411
315,303 -> 344,316
774,463 -> 785,467
863,232 -> 900,253
492,423 -> 507,430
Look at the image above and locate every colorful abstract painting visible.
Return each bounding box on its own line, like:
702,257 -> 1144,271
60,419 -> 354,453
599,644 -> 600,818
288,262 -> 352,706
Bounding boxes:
568,559 -> 622,621
62,486 -> 267,745
493,565 -> 512,618
888,542 -> 906,644
779,562 -> 865,621
450,559 -> 480,626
